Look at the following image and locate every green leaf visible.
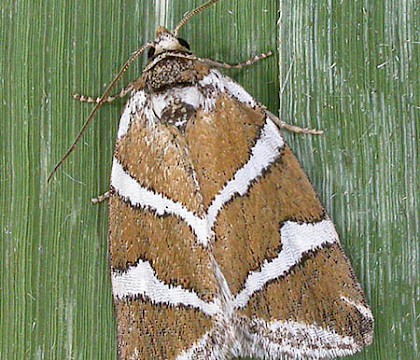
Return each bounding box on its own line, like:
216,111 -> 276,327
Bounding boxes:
1,0 -> 417,359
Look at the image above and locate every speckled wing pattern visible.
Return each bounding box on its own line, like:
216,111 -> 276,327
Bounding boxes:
108,59 -> 373,359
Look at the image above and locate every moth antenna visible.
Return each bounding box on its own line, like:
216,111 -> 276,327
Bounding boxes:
173,0 -> 222,37
48,42 -> 152,182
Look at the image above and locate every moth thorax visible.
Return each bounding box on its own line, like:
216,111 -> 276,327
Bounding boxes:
144,57 -> 207,91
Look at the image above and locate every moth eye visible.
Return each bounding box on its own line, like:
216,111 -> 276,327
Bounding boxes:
177,38 -> 190,50
147,47 -> 156,59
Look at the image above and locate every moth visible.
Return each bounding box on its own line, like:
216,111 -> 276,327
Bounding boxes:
51,0 -> 374,358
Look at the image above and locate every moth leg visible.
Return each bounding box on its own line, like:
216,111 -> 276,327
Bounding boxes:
73,83 -> 135,104
91,190 -> 112,204
198,51 -> 273,69
266,110 -> 324,135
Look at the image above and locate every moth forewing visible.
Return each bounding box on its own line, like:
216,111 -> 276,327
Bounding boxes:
109,63 -> 373,360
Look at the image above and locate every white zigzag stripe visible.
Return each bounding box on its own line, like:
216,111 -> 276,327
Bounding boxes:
241,318 -> 358,359
207,119 -> 284,228
234,220 -> 339,309
111,220 -> 339,316
112,259 -> 220,317
111,118 -> 284,247
111,159 -> 212,246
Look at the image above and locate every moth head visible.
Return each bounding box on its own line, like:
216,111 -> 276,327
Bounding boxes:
148,27 -> 191,59
147,0 -> 222,60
